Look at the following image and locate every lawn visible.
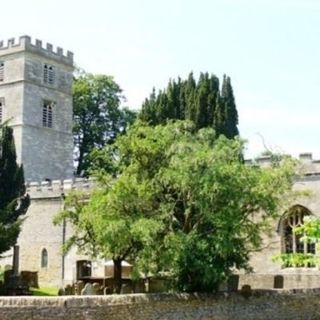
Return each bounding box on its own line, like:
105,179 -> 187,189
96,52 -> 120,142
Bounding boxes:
30,287 -> 59,296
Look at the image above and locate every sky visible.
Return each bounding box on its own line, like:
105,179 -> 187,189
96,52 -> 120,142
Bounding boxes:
1,0 -> 320,159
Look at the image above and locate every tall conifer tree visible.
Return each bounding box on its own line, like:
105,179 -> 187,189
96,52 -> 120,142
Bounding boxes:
140,72 -> 239,138
220,75 -> 239,138
0,126 -> 30,254
213,93 -> 227,137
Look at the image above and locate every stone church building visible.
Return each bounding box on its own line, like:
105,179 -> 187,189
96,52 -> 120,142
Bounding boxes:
1,36 -> 320,290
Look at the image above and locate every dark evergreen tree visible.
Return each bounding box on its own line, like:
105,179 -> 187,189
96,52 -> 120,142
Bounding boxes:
139,72 -> 239,138
195,72 -> 215,129
207,74 -> 220,124
0,126 -> 30,254
140,87 -> 157,125
184,72 -> 197,122
213,93 -> 227,137
220,75 -> 239,138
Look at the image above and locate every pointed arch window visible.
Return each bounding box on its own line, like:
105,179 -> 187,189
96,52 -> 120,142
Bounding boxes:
41,248 -> 48,268
282,205 -> 316,255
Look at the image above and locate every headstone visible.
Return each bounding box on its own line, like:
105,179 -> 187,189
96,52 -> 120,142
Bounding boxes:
104,286 -> 112,295
75,280 -> 84,295
92,282 -> 101,295
65,284 -> 73,295
227,275 -> 239,292
274,275 -> 284,289
81,282 -> 95,295
58,288 -> 65,296
240,285 -> 252,299
20,271 -> 39,288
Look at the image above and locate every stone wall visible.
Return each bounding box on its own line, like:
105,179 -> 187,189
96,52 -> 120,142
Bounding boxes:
1,290 -> 320,320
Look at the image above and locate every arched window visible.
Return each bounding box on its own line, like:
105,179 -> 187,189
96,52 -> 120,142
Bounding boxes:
0,98 -> 4,124
41,248 -> 48,268
0,62 -> 4,82
43,63 -> 55,85
42,100 -> 54,128
282,205 -> 315,255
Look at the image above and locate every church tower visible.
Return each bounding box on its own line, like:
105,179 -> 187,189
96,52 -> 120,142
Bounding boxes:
0,36 -> 74,181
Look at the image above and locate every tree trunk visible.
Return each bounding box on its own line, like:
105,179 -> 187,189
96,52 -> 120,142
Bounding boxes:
113,258 -> 122,294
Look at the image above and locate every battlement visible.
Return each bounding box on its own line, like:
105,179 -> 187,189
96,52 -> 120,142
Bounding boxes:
0,36 -> 73,66
26,178 -> 96,199
245,152 -> 320,176
25,153 -> 320,199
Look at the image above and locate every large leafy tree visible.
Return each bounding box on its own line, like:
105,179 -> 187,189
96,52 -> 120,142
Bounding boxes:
73,70 -> 136,176
56,121 -> 295,293
139,72 -> 238,137
55,171 -> 164,294
0,126 -> 30,254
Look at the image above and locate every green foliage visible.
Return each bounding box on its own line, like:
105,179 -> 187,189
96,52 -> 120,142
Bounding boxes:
30,287 -> 58,296
0,126 -> 30,254
73,69 -> 136,176
275,216 -> 320,267
140,72 -> 239,138
57,121 -> 295,293
294,216 -> 320,241
274,253 -> 316,268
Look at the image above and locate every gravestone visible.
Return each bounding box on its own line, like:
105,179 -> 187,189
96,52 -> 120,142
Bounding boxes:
274,275 -> 284,289
75,280 -> 84,295
81,283 -> 95,295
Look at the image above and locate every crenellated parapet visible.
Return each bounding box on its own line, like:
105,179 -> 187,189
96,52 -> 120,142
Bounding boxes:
245,153 -> 320,176
25,152 -> 320,199
0,35 -> 73,65
26,178 -> 96,199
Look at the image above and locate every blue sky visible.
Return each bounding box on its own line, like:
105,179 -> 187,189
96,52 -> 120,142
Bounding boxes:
2,0 -> 320,159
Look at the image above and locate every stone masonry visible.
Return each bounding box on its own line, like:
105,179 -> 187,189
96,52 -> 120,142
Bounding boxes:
1,290 -> 320,320
0,36 -> 74,182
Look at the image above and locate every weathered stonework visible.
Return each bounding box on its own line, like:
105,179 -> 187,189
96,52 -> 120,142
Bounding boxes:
21,179 -> 95,287
239,154 -> 320,290
0,290 -> 320,320
0,36 -> 74,182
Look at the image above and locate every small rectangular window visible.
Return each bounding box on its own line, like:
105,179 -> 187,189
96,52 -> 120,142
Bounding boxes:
0,98 -> 4,123
0,62 -> 4,82
43,100 -> 54,128
43,64 -> 55,85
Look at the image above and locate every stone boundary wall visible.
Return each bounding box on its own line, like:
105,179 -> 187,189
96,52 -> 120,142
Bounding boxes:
1,290 -> 320,320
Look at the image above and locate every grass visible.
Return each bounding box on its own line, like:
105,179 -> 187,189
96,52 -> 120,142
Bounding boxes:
30,287 -> 59,296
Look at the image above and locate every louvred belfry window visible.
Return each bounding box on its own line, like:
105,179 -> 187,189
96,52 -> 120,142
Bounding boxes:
43,100 -> 54,128
43,64 -> 55,85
